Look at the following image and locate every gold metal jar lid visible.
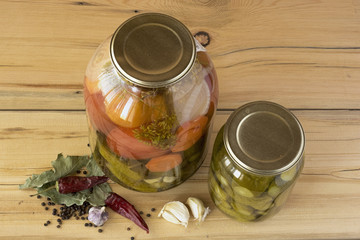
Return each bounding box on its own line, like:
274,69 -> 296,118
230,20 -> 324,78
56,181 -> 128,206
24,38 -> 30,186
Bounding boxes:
224,101 -> 305,175
110,13 -> 196,88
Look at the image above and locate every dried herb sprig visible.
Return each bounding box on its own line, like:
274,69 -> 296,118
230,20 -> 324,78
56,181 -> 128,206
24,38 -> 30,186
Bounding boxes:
133,114 -> 178,149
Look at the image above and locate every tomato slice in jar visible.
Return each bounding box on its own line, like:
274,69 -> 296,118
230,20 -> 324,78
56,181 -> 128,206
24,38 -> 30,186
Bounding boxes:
84,77 -> 116,134
106,126 -> 170,160
104,88 -> 168,129
171,115 -> 208,152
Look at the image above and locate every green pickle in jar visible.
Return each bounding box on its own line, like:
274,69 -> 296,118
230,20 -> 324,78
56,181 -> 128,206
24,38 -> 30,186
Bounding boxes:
209,101 -> 305,222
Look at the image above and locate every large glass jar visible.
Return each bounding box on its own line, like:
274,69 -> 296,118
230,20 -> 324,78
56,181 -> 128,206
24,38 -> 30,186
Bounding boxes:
209,101 -> 304,221
84,13 -> 218,192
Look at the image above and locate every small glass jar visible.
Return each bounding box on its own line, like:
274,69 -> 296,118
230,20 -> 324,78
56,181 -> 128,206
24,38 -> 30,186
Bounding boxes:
209,101 -> 305,221
84,13 -> 218,192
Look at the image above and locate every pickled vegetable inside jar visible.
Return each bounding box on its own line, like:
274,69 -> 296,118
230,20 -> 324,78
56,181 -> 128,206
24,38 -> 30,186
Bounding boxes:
84,13 -> 218,192
209,101 -> 304,221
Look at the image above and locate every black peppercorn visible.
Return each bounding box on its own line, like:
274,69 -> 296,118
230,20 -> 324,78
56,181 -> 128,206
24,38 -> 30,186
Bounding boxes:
46,220 -> 51,225
76,170 -> 81,174
47,197 -> 51,201
89,223 -> 93,227
127,227 -> 131,231
57,225 -> 61,228
151,208 -> 156,212
85,223 -> 89,227
37,195 -> 42,199
81,217 -> 85,220
146,213 -> 151,217
83,170 -> 87,175
41,202 -> 46,206
139,211 -> 143,215
98,229 -> 103,233
52,210 -> 57,214
44,223 -> 47,226
131,237 -> 135,240
45,207 -> 49,210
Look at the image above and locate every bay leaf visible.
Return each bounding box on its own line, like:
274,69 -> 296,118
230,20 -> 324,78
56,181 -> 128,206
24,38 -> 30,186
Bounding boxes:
36,182 -> 111,207
87,183 -> 112,206
19,154 -> 90,189
85,157 -> 105,177
20,153 -> 112,206
37,182 -> 88,206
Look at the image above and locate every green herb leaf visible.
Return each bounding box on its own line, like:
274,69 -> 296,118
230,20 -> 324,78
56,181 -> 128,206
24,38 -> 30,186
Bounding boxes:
37,182 -> 88,206
36,182 -> 111,207
19,153 -> 112,206
87,183 -> 112,206
19,154 -> 90,189
85,157 -> 105,177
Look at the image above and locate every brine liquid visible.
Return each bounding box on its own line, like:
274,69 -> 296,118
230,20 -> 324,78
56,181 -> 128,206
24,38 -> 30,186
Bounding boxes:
84,51 -> 218,192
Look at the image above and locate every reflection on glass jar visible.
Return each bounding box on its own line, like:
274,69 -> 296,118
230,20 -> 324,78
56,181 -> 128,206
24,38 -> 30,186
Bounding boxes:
209,101 -> 305,221
84,13 -> 218,192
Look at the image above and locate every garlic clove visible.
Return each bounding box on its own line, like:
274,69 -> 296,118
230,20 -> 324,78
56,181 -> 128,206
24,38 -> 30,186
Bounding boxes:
161,210 -> 183,225
186,197 -> 210,222
88,206 -> 109,227
163,176 -> 177,183
158,201 -> 190,227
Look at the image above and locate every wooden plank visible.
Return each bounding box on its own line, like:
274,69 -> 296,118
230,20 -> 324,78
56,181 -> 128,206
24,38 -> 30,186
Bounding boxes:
1,110 -> 360,239
1,0 -> 360,110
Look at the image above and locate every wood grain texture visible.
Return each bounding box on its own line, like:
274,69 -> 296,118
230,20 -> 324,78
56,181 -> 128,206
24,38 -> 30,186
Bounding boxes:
1,0 -> 360,239
1,111 -> 360,239
1,0 -> 360,110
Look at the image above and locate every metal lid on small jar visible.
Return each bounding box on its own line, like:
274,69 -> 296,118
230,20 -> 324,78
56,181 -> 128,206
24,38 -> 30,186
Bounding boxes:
110,13 -> 196,88
224,101 -> 305,175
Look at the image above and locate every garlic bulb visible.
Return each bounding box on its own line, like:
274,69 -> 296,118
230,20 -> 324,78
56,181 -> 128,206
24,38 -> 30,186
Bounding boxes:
158,201 -> 190,227
186,197 -> 210,223
88,206 -> 109,226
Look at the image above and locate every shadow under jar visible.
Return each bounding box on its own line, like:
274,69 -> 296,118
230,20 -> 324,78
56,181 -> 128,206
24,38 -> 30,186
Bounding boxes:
209,101 -> 305,221
84,13 -> 218,192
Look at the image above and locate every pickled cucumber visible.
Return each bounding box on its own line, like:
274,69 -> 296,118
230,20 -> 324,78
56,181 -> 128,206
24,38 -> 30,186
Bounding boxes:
231,201 -> 254,216
233,194 -> 273,211
274,175 -> 287,186
274,186 -> 294,207
98,141 -> 142,181
215,171 -> 230,188
280,166 -> 297,182
232,185 -> 254,198
232,172 -> 274,196
209,173 -> 228,202
268,182 -> 282,198
98,140 -> 158,192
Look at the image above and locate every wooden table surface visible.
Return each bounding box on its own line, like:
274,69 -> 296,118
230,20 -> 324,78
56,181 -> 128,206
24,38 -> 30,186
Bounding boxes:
1,1 -> 360,239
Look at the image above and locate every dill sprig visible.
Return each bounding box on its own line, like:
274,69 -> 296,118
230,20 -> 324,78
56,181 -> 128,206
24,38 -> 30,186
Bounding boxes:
133,114 -> 178,149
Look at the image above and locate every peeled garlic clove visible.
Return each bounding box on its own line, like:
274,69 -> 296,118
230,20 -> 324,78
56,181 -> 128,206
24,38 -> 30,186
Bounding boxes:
186,197 -> 210,222
158,201 -> 190,227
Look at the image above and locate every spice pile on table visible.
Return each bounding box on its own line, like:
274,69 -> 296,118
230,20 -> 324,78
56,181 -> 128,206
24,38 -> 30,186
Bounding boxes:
20,154 -> 148,234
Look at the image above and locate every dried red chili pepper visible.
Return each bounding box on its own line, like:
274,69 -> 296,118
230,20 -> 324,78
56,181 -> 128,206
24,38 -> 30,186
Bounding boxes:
105,192 -> 149,233
56,176 -> 109,194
